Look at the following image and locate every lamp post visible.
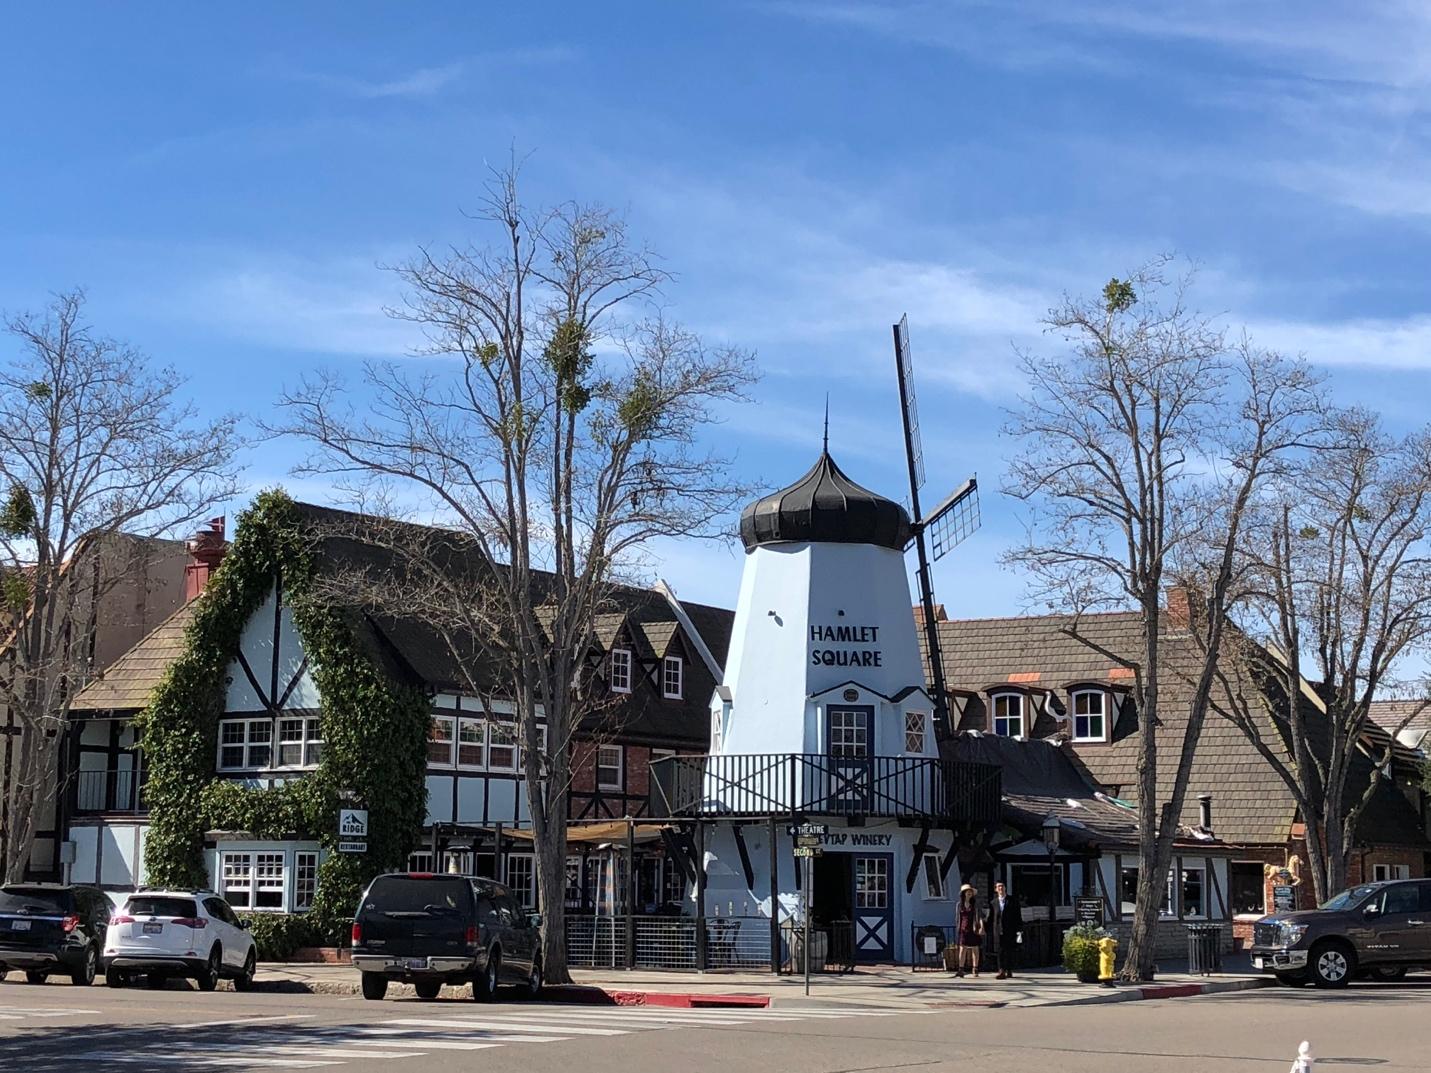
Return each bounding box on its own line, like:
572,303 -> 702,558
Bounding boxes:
1042,816 -> 1062,925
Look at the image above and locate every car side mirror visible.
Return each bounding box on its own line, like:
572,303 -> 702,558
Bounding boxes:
238,920 -> 250,930
528,913 -> 543,930
1363,904 -> 1380,919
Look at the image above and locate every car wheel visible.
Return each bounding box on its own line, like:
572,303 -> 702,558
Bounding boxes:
1310,941 -> 1355,989
1274,972 -> 1307,987
523,957 -> 542,998
360,973 -> 388,1001
196,947 -> 221,993
105,967 -> 129,989
71,946 -> 98,987
414,979 -> 442,1000
1370,966 -> 1407,982
145,974 -> 165,990
24,971 -> 47,985
472,949 -> 499,1002
233,950 -> 256,993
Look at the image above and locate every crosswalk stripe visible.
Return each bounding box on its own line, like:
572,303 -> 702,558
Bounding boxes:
72,1053 -> 338,1069
386,1017 -> 627,1035
345,1036 -> 504,1051
362,1024 -> 569,1043
512,1010 -> 764,1025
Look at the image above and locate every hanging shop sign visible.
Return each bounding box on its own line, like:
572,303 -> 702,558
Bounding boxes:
338,808 -> 369,854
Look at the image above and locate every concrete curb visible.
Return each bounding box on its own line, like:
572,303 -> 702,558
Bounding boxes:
931,977 -> 1272,1009
248,975 -> 772,1008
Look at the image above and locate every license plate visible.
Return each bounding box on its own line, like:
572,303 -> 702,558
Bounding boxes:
143,922 -> 163,935
405,958 -> 427,970
1251,957 -> 1264,969
10,920 -> 30,932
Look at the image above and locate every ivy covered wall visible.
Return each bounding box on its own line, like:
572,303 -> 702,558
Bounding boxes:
138,490 -> 431,939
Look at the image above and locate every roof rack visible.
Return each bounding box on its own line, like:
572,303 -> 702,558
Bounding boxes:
135,885 -> 217,895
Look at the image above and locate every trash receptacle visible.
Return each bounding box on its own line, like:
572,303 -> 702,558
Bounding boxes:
1185,923 -> 1222,975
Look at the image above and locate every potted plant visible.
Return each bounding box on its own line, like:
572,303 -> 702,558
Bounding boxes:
1062,922 -> 1107,983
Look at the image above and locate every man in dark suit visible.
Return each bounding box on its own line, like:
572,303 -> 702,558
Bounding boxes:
984,880 -> 1023,980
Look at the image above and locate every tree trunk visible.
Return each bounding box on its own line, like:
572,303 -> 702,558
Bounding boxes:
535,820 -> 571,984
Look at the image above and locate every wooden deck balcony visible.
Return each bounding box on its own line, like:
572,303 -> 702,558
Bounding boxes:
649,753 -> 1001,825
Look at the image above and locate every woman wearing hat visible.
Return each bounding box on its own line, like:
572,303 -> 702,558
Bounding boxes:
954,884 -> 983,978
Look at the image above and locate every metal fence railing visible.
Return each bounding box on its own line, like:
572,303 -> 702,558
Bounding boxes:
565,914 -> 804,972
777,921 -> 855,975
910,924 -> 957,971
74,768 -> 146,814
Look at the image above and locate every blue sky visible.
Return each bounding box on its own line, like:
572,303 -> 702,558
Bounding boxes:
4,2 -> 1431,622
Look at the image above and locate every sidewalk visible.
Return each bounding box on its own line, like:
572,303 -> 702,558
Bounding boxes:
254,954 -> 1270,1010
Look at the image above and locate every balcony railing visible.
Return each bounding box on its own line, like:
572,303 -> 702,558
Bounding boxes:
73,768 -> 148,814
649,753 -> 1001,824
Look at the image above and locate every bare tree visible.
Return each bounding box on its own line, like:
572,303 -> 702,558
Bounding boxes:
0,291 -> 242,882
272,166 -> 756,982
1215,409 -> 1431,903
1004,262 -> 1318,979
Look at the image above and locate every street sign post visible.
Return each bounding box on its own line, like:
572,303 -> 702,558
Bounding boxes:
793,845 -> 823,858
795,834 -> 823,849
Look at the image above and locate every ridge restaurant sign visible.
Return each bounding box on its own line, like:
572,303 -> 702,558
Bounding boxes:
809,623 -> 884,668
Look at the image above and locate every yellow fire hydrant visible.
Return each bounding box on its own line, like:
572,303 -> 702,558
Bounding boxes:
1098,936 -> 1118,985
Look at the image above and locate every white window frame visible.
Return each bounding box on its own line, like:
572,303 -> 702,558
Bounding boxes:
991,693 -> 1024,738
828,708 -> 870,758
597,744 -> 624,790
920,852 -> 946,900
1071,689 -> 1107,743
904,710 -> 927,754
221,852 -> 254,910
609,648 -> 633,693
1372,863 -> 1411,882
217,718 -> 274,771
276,715 -> 323,769
293,851 -> 319,912
456,718 -> 486,770
407,851 -> 435,873
662,655 -> 684,699
505,852 -> 537,910
428,715 -> 456,768
487,721 -> 518,773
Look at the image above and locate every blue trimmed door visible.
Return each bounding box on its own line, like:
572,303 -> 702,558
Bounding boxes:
852,852 -> 894,961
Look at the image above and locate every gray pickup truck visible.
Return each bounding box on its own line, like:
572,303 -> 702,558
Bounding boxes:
1249,879 -> 1431,988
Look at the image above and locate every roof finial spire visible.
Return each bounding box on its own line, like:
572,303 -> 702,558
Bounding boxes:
823,394 -> 829,453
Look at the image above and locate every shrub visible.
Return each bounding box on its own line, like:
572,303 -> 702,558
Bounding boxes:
239,913 -> 325,961
1061,922 -> 1107,977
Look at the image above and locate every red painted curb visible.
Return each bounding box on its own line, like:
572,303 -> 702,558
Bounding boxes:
1138,984 -> 1205,1000
539,984 -> 770,1009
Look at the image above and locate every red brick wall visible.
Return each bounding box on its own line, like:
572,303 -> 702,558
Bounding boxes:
1347,847 -> 1425,885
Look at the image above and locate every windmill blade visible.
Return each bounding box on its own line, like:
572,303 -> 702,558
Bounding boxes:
893,314 -> 925,493
921,476 -> 980,562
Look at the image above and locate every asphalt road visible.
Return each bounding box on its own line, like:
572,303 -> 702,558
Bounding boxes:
0,974 -> 1427,1072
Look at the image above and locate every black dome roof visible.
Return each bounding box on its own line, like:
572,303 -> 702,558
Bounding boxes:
739,451 -> 912,552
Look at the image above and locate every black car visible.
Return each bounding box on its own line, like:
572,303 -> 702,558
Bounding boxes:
1250,879 -> 1431,987
0,883 -> 111,986
350,873 -> 542,1001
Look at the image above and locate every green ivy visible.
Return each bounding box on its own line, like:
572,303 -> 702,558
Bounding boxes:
138,489 -> 431,940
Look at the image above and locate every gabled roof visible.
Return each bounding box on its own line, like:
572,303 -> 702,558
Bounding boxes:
931,611 -> 1430,849
69,600 -> 200,714
1368,699 -> 1431,751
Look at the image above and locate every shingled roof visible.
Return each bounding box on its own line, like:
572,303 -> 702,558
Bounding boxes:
69,600 -> 199,713
929,611 -> 1429,850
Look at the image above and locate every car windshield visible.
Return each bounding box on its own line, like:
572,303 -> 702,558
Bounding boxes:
0,888 -> 72,914
1318,885 -> 1379,911
365,876 -> 470,915
126,897 -> 198,918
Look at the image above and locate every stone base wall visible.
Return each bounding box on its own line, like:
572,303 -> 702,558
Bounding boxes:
1098,919 -> 1233,962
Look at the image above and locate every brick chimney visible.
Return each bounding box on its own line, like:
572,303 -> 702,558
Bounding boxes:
1165,583 -> 1198,626
184,517 -> 227,601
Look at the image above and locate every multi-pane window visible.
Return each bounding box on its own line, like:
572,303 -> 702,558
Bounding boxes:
828,709 -> 869,758
428,716 -> 455,766
1072,691 -> 1106,742
218,719 -> 273,770
1176,866 -> 1206,919
408,851 -> 435,873
904,711 -> 926,754
992,694 -> 1024,737
254,852 -> 285,909
609,648 -> 633,693
221,853 -> 254,909
293,852 -> 319,912
662,857 -> 687,905
565,857 -> 584,909
488,722 -> 517,771
1373,863 -> 1411,882
597,744 -> 623,789
505,853 -> 536,910
855,857 -> 889,909
457,719 -> 485,768
277,716 -> 323,767
662,656 -> 683,699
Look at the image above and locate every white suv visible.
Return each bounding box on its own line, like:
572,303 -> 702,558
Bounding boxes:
103,889 -> 257,992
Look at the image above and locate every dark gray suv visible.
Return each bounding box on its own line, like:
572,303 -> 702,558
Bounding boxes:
1250,879 -> 1431,988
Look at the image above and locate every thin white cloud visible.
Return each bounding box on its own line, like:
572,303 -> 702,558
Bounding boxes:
284,45 -> 578,100
1249,312 -> 1431,371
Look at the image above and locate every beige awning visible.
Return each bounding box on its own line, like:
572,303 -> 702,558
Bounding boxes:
503,821 -> 671,846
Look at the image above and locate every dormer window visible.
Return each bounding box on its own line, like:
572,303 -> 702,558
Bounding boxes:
1072,689 -> 1107,743
992,693 -> 1024,737
904,711 -> 927,753
662,655 -> 683,699
609,648 -> 632,693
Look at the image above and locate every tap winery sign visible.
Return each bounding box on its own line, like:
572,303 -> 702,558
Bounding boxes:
809,623 -> 884,668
